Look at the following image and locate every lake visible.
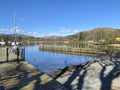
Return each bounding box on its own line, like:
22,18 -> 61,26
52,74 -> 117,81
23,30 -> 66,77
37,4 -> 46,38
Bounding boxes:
25,45 -> 98,74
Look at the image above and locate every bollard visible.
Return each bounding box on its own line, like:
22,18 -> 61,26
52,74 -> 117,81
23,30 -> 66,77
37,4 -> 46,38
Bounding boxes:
6,48 -> 9,62
23,47 -> 25,61
21,47 -> 25,61
17,47 -> 19,63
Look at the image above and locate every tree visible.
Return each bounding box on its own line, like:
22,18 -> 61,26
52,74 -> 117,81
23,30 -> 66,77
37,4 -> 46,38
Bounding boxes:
78,32 -> 84,41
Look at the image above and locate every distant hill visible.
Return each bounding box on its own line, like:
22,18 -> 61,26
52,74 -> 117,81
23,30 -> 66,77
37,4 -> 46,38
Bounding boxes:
0,34 -> 36,44
65,27 -> 120,42
43,35 -> 64,39
0,27 -> 120,45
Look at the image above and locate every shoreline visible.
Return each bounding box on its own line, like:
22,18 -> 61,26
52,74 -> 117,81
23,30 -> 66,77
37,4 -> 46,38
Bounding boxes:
50,59 -> 102,78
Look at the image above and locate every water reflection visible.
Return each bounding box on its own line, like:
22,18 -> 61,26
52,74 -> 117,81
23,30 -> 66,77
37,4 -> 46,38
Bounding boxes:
25,45 -> 98,74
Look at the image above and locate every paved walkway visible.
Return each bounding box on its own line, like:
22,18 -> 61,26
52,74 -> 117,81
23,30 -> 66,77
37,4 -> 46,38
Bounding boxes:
0,61 -> 68,90
51,58 -> 120,90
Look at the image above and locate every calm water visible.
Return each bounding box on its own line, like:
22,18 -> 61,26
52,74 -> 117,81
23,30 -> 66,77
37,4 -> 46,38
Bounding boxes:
25,45 -> 98,74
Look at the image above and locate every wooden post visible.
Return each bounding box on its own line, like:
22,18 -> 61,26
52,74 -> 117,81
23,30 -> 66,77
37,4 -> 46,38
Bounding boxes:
17,47 -> 19,63
21,47 -> 25,61
23,47 -> 25,61
6,48 -> 9,62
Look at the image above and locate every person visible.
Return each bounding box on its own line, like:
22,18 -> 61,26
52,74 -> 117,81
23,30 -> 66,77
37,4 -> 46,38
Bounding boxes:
12,45 -> 17,54
16,47 -> 20,62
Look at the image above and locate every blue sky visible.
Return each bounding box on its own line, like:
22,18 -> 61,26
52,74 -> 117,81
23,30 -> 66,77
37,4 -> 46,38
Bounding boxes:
0,0 -> 120,37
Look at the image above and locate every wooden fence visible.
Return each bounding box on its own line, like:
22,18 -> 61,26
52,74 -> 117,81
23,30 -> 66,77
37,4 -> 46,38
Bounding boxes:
0,48 -> 6,60
39,44 -> 120,57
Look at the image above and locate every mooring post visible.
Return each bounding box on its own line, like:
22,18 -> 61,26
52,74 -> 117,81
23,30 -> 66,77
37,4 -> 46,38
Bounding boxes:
17,47 -> 19,63
22,47 -> 25,61
6,47 -> 9,62
24,47 -> 25,61
21,47 -> 24,61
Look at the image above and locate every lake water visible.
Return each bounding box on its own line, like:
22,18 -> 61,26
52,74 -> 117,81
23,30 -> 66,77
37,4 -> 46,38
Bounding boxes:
25,45 -> 98,74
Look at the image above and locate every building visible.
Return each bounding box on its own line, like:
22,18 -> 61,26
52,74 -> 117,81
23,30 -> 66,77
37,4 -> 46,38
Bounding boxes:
115,37 -> 120,41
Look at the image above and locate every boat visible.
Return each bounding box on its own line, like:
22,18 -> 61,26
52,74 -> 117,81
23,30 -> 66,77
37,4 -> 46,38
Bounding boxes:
0,39 -> 5,45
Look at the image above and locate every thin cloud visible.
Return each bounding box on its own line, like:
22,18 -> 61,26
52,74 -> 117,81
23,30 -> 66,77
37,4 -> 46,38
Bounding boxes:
74,29 -> 79,33
16,29 -> 21,32
49,32 -> 70,36
49,33 -> 60,36
33,32 -> 36,35
10,26 -> 18,31
0,28 -> 9,34
0,28 -> 8,31
10,27 -> 16,32
10,27 -> 24,33
49,33 -> 55,36
28,32 -> 37,35
60,27 -> 70,33
60,29 -> 70,32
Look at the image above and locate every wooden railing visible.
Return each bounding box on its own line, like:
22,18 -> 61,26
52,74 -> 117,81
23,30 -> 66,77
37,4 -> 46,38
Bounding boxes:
0,47 -> 25,63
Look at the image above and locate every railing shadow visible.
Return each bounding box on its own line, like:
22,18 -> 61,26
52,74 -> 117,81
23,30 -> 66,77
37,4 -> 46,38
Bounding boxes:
1,62 -> 68,90
51,61 -> 93,90
0,59 -> 23,64
98,56 -> 120,90
3,63 -> 44,90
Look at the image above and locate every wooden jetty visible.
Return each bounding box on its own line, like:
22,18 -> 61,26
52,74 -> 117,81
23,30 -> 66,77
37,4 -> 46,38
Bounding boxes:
0,61 -> 68,90
39,44 -> 120,57
39,45 -> 105,54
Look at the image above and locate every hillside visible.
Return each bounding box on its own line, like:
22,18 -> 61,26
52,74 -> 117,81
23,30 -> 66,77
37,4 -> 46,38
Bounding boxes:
0,27 -> 120,45
0,34 -> 37,45
65,27 -> 120,42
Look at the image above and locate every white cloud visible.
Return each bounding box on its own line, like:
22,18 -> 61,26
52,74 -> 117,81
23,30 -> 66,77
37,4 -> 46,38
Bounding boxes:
33,32 -> 36,35
74,29 -> 79,33
49,33 -> 55,36
16,29 -> 21,32
60,29 -> 70,32
0,28 -> 9,34
10,27 -> 24,33
10,26 -> 18,31
49,33 -> 61,36
60,27 -> 70,33
49,33 -> 71,37
28,32 -> 37,35
0,28 -> 8,31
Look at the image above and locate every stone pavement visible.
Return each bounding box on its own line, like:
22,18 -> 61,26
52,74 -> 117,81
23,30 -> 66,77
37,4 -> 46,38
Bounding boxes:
51,58 -> 120,90
0,61 -> 68,90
